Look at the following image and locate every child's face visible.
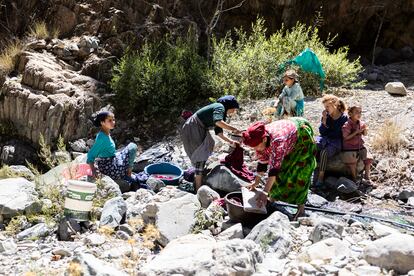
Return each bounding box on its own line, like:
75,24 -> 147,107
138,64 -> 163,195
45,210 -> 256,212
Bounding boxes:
101,115 -> 115,130
350,108 -> 362,121
283,77 -> 295,87
323,102 -> 336,115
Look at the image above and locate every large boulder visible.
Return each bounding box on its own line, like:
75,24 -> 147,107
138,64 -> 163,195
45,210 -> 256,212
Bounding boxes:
138,234 -> 263,276
16,223 -> 50,241
142,192 -> 200,246
197,185 -> 220,208
0,178 -> 41,217
300,238 -> 351,262
99,197 -> 127,228
125,188 -> 154,220
245,211 -> 292,257
205,163 -> 250,193
363,233 -> 414,274
385,82 -> 408,96
72,253 -> 128,276
310,218 -> 344,242
371,222 -> 400,239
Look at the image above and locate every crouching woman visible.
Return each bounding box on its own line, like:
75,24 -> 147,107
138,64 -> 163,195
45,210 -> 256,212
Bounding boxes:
87,111 -> 137,181
242,118 -> 317,220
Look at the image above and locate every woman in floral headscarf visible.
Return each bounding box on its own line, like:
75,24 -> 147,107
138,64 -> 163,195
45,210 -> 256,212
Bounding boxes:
242,117 -> 317,220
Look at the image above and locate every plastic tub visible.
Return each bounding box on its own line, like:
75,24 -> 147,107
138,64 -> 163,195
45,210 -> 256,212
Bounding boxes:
144,162 -> 183,185
225,191 -> 268,226
64,180 -> 97,221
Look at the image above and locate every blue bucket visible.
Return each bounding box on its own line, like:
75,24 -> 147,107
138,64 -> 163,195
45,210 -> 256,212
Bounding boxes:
144,162 -> 183,185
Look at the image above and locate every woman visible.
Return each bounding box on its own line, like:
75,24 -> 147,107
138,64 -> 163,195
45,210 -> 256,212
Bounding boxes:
181,95 -> 241,191
315,94 -> 348,188
87,111 -> 138,182
242,117 -> 317,220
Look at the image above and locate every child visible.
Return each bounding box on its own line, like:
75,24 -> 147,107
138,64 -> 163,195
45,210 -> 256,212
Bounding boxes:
341,106 -> 373,181
314,94 -> 348,188
275,69 -> 305,118
87,111 -> 141,190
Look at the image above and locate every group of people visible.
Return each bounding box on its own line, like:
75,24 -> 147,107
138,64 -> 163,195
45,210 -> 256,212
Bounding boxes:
86,69 -> 371,220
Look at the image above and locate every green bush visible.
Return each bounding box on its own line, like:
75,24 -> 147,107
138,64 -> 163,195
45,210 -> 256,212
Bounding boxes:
210,19 -> 365,99
111,35 -> 212,120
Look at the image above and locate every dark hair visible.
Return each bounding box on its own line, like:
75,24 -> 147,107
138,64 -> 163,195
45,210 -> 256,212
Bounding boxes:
348,105 -> 362,114
217,95 -> 240,111
93,111 -> 113,127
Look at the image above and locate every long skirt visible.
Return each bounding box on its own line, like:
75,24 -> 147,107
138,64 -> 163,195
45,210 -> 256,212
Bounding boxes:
181,115 -> 215,165
96,143 -> 137,180
269,117 -> 317,205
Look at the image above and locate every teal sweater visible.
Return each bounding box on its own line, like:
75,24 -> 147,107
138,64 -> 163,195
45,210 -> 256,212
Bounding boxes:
86,131 -> 116,163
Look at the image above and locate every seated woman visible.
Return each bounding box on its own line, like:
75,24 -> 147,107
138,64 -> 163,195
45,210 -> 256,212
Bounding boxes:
315,95 -> 348,188
87,111 -> 139,189
274,69 -> 305,119
242,117 -> 317,220
181,95 -> 241,191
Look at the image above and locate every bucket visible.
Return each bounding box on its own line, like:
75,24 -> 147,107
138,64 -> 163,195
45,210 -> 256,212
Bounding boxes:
144,162 -> 183,185
225,191 -> 268,227
64,180 -> 97,221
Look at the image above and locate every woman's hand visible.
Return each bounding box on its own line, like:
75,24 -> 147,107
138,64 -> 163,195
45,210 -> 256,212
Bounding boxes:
256,191 -> 268,208
322,110 -> 328,126
248,182 -> 258,191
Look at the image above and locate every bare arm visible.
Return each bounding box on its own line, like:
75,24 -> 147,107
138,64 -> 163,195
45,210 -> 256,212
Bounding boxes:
215,120 -> 241,133
343,129 -> 363,141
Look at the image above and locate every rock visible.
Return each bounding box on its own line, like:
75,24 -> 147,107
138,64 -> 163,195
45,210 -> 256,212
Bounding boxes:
398,190 -> 414,201
69,139 -> 89,152
205,163 -> 250,192
306,191 -> 328,207
125,188 -> 154,219
119,224 -> 135,236
400,46 -> 414,59
376,48 -> 400,65
81,55 -> 116,83
16,223 -> 50,241
99,197 -> 127,228
53,151 -> 72,164
27,39 -> 47,50
300,238 -> 351,262
336,177 -> 358,194
52,248 -> 72,258
138,234 -> 262,276
146,177 -> 166,193
363,233 -> 414,273
216,223 -> 244,241
366,72 -> 378,82
371,222 -> 400,238
142,193 -> 200,246
85,233 -> 106,246
299,262 -> 318,274
31,251 -> 41,260
408,270 -> 414,276
353,265 -> 381,276
0,239 -> 17,255
54,5 -> 77,36
134,143 -> 174,171
73,252 -> 128,276
0,178 -> 40,217
8,165 -> 35,181
310,218 -> 344,242
78,36 -> 99,58
58,217 -> 81,241
408,197 -> 414,207
197,185 -> 220,208
114,179 -> 131,193
385,82 -> 408,96
245,211 -> 291,257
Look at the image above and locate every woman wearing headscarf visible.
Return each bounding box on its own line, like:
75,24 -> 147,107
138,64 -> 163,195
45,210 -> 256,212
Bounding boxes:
242,117 -> 317,220
181,95 -> 241,191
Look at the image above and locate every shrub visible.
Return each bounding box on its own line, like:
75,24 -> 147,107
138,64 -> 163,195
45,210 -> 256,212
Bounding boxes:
29,21 -> 49,39
0,40 -> 24,75
210,19 -> 365,99
110,34 -> 212,120
372,120 -> 406,154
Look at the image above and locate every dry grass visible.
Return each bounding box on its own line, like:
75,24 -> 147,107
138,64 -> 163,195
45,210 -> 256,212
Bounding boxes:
0,165 -> 19,179
29,21 -> 49,40
141,224 -> 160,249
372,120 -> 406,154
50,27 -> 60,39
66,261 -> 82,276
0,40 -> 24,74
98,225 -> 115,236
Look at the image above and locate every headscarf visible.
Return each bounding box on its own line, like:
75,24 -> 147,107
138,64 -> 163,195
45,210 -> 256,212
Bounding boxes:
283,69 -> 299,82
242,121 -> 267,147
217,95 -> 240,111
93,111 -> 111,127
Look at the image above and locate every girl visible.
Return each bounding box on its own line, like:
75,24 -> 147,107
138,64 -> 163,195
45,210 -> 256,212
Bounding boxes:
315,94 -> 348,188
341,106 -> 373,181
87,111 -> 138,183
181,95 -> 241,191
243,118 -> 317,220
275,69 -> 305,118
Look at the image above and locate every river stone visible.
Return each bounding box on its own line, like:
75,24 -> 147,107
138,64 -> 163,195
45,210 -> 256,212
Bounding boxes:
336,177 -> 358,194
385,82 -> 407,96
217,223 -> 244,241
205,163 -> 250,192
300,238 -> 351,262
306,191 -> 328,207
142,192 -> 200,246
73,252 -> 128,276
245,211 -> 291,257
17,223 -> 50,241
0,238 -> 17,255
408,197 -> 414,207
0,178 -> 40,217
363,233 -> 414,274
398,190 -> 414,201
197,185 -> 220,208
99,197 -> 127,228
353,265 -> 381,276
138,234 -> 263,276
69,139 -> 89,152
371,222 -> 400,238
310,218 -> 344,242
84,233 -> 106,246
8,165 -> 35,181
125,189 -> 154,220
146,177 -> 166,193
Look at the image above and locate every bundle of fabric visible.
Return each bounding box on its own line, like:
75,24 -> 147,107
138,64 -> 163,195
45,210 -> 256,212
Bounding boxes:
221,144 -> 255,182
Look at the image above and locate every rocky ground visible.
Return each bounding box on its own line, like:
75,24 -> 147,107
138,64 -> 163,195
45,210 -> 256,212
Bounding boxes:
1,83 -> 414,275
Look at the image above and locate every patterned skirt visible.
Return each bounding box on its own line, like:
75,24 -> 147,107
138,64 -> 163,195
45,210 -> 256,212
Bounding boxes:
269,117 -> 317,205
96,146 -> 130,180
